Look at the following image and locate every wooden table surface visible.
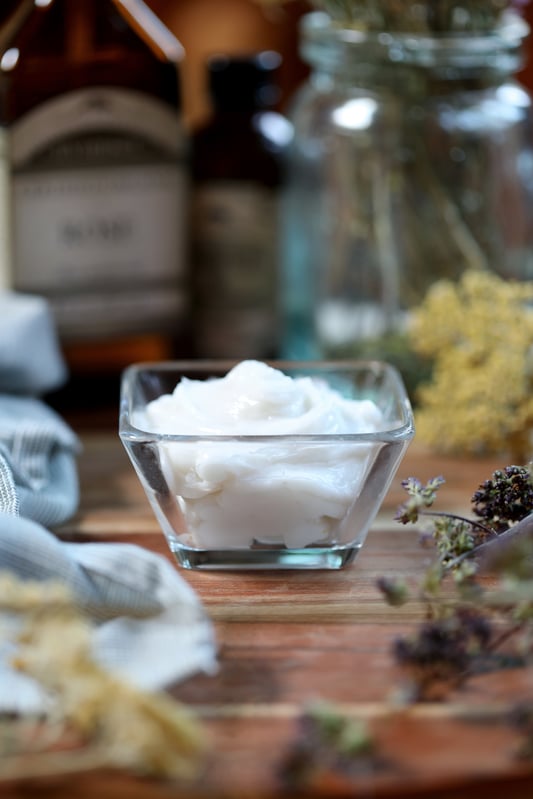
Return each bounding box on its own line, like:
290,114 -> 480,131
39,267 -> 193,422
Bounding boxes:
3,430 -> 533,798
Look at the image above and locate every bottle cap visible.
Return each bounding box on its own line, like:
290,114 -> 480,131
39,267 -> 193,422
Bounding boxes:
207,51 -> 282,111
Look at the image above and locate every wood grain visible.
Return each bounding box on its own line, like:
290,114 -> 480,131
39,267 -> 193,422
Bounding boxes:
4,434 -> 531,798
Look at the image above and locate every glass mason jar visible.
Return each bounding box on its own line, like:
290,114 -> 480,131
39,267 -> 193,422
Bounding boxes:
280,10 -> 533,363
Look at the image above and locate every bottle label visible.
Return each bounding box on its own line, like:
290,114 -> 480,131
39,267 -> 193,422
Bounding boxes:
10,87 -> 188,339
192,180 -> 278,357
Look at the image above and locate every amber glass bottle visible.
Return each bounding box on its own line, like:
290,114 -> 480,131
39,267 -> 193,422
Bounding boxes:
0,0 -> 189,410
191,51 -> 290,359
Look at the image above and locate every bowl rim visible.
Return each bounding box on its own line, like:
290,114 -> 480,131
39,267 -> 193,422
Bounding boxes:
118,359 -> 415,444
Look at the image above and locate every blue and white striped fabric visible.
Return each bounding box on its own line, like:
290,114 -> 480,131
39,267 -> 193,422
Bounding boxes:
0,291 -> 67,395
0,292 -> 217,710
0,292 -> 81,557
0,394 -> 80,527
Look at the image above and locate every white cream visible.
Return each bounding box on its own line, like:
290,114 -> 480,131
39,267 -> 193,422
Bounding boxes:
141,360 -> 386,549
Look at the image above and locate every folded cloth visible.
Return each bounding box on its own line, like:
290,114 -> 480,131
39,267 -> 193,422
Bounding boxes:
0,292 -> 217,712
0,291 -> 67,395
0,515 -> 217,714
0,395 -> 80,527
0,289 -> 78,528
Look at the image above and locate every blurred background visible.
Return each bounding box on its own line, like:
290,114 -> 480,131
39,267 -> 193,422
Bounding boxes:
2,0 -> 533,426
150,0 -> 310,129
149,0 -> 533,124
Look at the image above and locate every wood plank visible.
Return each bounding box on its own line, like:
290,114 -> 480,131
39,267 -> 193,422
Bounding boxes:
5,433 -> 531,798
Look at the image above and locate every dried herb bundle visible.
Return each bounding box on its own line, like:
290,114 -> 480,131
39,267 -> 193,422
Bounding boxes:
379,469 -> 533,701
280,465 -> 533,790
256,1 -> 524,32
308,0 -> 519,32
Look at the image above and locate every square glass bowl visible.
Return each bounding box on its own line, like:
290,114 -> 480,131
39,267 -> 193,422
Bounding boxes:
119,360 -> 414,570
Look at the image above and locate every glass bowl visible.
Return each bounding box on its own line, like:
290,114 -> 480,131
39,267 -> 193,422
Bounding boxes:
119,360 -> 414,570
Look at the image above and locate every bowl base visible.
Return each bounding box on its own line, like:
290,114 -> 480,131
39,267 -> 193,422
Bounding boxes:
168,543 -> 361,570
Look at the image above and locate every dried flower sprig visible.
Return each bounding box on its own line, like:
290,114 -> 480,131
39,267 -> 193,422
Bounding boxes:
280,464 -> 533,789
278,701 -> 389,790
0,573 -> 208,782
255,1 -> 524,32
378,468 -> 533,700
472,465 -> 533,533
394,476 -> 497,580
312,0 -> 517,32
392,608 -> 494,700
408,270 -> 533,461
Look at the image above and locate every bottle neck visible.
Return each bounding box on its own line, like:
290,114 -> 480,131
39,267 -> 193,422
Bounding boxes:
64,0 -> 93,63
300,11 -> 529,92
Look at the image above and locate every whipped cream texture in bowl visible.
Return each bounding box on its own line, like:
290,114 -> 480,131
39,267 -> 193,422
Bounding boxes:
119,360 -> 414,570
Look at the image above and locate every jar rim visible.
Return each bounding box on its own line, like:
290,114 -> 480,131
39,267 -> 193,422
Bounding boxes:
300,10 -> 529,71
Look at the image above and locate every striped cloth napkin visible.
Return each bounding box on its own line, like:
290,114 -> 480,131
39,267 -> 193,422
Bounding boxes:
0,292 -> 217,712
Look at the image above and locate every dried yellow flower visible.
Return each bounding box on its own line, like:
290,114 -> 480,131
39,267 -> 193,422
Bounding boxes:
408,270 -> 533,459
0,572 -> 208,781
